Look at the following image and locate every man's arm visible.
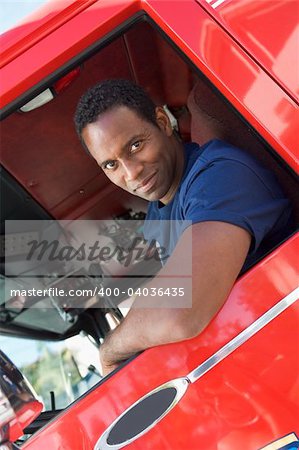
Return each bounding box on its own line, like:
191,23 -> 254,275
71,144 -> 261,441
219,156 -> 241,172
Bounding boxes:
100,221 -> 251,376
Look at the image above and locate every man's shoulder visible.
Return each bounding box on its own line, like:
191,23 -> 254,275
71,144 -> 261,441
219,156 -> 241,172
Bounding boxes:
185,139 -> 258,166
183,139 -> 268,186
181,139 -> 284,203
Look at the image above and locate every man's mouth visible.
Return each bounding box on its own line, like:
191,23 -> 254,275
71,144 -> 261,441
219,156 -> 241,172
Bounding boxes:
134,172 -> 158,194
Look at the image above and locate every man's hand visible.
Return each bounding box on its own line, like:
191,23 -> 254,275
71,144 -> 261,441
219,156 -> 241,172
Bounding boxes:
99,323 -> 142,376
99,342 -> 121,377
98,221 -> 251,376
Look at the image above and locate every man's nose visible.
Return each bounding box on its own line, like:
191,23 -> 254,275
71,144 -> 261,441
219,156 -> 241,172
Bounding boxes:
122,159 -> 143,182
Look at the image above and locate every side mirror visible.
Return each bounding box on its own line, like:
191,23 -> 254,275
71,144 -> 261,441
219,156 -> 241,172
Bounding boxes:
0,350 -> 43,445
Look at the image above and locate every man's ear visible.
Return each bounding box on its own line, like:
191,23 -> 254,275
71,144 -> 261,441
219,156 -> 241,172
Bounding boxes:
155,106 -> 173,136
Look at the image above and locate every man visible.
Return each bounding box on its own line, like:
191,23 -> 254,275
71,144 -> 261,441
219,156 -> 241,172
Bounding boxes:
74,79 -> 292,376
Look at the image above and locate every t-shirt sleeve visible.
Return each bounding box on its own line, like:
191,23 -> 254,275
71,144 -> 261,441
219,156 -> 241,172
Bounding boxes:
183,159 -> 289,252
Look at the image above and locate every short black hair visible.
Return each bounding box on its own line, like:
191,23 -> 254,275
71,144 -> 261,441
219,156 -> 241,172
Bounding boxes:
74,79 -> 157,136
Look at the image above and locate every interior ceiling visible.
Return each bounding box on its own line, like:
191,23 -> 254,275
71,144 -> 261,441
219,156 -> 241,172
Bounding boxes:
0,22 -> 193,220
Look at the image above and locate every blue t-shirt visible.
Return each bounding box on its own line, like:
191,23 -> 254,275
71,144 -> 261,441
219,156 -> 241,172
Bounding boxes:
143,140 -> 293,270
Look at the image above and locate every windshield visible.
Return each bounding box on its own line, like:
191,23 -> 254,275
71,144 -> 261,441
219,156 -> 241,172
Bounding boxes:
0,333 -> 101,410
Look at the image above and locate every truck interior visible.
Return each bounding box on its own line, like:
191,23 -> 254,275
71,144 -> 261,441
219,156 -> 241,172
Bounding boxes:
0,17 -> 297,375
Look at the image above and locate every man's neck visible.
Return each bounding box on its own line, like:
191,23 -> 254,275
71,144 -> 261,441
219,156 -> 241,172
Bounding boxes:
160,140 -> 185,205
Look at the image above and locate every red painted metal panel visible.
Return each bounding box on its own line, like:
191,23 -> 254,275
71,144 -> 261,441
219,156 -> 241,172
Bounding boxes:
22,234 -> 299,449
9,401 -> 43,442
196,0 -> 299,103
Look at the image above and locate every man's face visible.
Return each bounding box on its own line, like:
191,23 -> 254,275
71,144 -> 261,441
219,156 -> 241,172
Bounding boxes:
81,106 -> 182,202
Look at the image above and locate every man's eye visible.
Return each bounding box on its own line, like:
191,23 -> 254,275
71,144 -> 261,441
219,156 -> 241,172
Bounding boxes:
131,141 -> 141,152
104,161 -> 116,170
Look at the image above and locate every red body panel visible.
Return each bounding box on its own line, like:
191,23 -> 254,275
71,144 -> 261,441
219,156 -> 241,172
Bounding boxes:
9,401 -> 43,442
196,0 -> 299,103
22,235 -> 299,449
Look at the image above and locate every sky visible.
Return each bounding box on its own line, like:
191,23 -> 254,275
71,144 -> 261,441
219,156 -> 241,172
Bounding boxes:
0,335 -> 41,366
0,0 -> 48,34
0,334 -> 69,367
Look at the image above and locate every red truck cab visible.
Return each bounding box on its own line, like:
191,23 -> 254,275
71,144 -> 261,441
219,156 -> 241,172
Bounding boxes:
0,1 -> 298,449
